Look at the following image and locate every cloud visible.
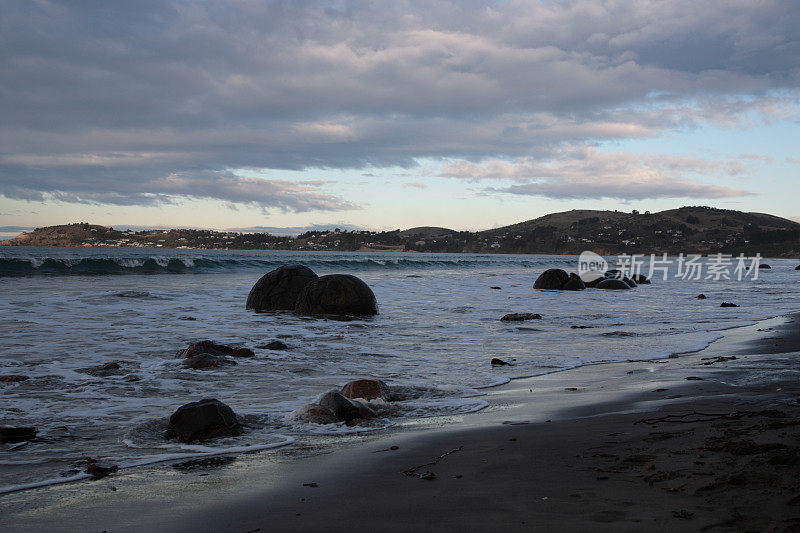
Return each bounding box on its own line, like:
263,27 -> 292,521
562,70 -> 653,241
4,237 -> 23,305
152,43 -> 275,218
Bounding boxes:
439,147 -> 754,200
0,1 -> 798,206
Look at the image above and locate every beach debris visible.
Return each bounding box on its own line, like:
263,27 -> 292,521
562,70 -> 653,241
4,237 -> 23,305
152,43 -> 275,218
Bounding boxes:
700,356 -> 737,365
500,313 -> 541,321
246,265 -> 318,312
635,410 -> 782,426
295,274 -> 378,317
672,510 -> 694,520
0,375 -> 29,383
0,426 -> 37,443
319,391 -> 375,421
491,358 -> 512,366
259,340 -> 288,350
403,446 -> 463,477
302,482 -> 318,488
341,379 -> 391,401
165,398 -> 242,443
172,456 -> 236,471
720,302 -> 739,307
695,294 -> 707,299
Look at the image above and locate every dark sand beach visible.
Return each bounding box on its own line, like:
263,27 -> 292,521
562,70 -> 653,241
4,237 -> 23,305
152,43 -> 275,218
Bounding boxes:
3,314 -> 800,532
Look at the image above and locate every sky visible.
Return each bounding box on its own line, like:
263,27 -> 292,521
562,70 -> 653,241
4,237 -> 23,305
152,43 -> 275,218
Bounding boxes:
1,0 -> 799,237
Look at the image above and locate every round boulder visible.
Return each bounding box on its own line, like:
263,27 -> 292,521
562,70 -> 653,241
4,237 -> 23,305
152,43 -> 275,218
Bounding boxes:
581,272 -> 606,288
166,399 -> 242,443
246,265 -> 318,312
759,264 -> 771,269
341,379 -> 390,401
562,273 -> 586,291
318,391 -> 375,421
631,274 -> 651,284
622,276 -> 637,288
294,274 -> 378,316
596,278 -> 631,290
533,269 -> 569,290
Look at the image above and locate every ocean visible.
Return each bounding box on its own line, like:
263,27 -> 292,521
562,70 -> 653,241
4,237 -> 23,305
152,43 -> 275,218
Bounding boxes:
2,247 -> 799,492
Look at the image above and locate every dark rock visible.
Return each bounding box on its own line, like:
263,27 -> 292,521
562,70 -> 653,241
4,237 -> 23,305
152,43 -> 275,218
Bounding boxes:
86,462 -> 118,480
632,274 -> 651,284
0,427 -> 37,443
501,313 -> 542,321
596,278 -> 631,290
83,361 -> 128,377
562,273 -> 586,291
604,269 -> 623,279
230,348 -> 254,358
796,265 -> 800,270
246,265 -> 318,311
0,375 -> 29,383
292,404 -> 337,424
295,274 -> 378,316
177,340 -> 236,358
491,358 -> 512,366
533,269 -> 569,290
759,264 -> 771,269
570,325 -> 594,329
340,379 -> 390,401
696,294 -> 707,299
318,391 -> 374,421
260,340 -> 289,350
182,354 -> 237,370
490,286 -> 501,290
622,276 -> 637,288
166,399 -> 242,443
720,302 -> 739,307
179,316 -> 197,321
582,273 -> 606,288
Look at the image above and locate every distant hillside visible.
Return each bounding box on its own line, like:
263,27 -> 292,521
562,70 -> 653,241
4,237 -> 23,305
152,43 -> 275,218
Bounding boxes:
3,207 -> 799,257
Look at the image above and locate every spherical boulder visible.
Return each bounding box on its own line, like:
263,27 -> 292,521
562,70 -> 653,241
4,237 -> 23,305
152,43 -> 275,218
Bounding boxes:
562,273 -> 586,291
246,265 -> 318,311
165,399 -> 242,443
632,274 -> 651,284
294,274 -> 378,316
318,391 -> 375,421
596,278 -> 631,290
759,264 -> 771,269
340,379 -> 390,401
533,269 -> 569,290
622,276 -> 637,288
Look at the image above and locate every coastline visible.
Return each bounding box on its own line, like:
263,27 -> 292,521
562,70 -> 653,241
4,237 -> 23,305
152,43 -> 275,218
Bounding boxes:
3,313 -> 800,531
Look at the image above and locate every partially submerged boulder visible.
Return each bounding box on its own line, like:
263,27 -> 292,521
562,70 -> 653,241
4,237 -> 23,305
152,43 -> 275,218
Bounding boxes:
182,354 -> 237,370
759,264 -> 771,269
166,399 -> 242,443
0,426 -> 37,443
340,379 -> 390,401
178,340 -> 235,358
501,313 -> 542,322
696,294 -> 708,299
621,276 -> 637,288
720,302 -> 739,308
596,278 -> 631,290
562,273 -> 586,291
295,274 -> 378,316
246,265 -> 318,312
631,274 -> 651,284
0,375 -> 29,383
292,404 -> 337,425
177,341 -> 250,368
318,391 -> 375,421
533,269 -> 569,290
260,340 -> 288,350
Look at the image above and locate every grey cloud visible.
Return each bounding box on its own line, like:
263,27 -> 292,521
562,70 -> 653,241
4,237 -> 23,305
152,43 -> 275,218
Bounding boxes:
0,1 -> 798,205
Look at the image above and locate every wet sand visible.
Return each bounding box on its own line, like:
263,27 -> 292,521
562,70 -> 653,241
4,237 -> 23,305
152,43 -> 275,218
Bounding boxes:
3,314 -> 800,532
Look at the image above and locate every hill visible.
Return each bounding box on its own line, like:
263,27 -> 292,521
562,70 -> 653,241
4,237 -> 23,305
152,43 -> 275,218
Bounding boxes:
2,207 -> 799,256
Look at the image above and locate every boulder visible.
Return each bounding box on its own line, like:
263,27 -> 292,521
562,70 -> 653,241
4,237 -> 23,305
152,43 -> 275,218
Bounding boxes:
340,379 -> 390,401
0,426 -> 37,443
796,265 -> 800,270
596,278 -> 631,290
166,399 -> 242,443
632,274 -> 651,284
696,294 -> 708,299
182,354 -> 237,370
83,361 -> 127,377
295,274 -> 378,316
581,273 -> 606,288
720,302 -> 739,308
260,340 -> 288,350
246,265 -> 318,311
533,269 -> 569,290
622,276 -> 637,288
177,340 -> 235,358
491,358 -> 512,366
501,313 -> 542,321
604,269 -> 623,279
230,348 -> 254,358
562,273 -> 586,291
318,391 -> 374,421
759,264 -> 771,269
292,404 -> 337,425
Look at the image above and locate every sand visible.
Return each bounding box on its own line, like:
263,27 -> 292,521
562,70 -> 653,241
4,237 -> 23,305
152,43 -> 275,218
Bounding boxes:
3,314 -> 800,532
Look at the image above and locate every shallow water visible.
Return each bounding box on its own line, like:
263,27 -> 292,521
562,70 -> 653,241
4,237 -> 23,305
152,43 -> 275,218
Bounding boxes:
2,247 -> 799,491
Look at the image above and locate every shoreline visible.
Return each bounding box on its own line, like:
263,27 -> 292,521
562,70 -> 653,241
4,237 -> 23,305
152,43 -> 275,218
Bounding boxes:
3,313 -> 800,531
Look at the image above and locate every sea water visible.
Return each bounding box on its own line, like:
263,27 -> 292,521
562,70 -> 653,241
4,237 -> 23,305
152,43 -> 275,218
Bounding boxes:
1,247 -> 799,491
